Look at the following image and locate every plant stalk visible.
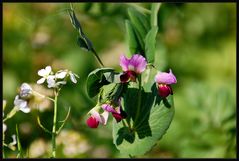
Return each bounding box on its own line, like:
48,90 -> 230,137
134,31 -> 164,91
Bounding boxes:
51,90 -> 58,158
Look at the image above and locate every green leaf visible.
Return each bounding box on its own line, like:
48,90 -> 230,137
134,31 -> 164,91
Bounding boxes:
151,3 -> 161,27
112,68 -> 175,156
68,8 -> 104,66
16,125 -> 24,158
128,7 -> 150,40
86,68 -> 115,98
125,20 -> 142,56
145,27 -> 158,63
127,8 -> 150,56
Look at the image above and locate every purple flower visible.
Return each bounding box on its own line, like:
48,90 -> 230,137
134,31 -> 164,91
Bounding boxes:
155,69 -> 177,98
119,54 -> 147,83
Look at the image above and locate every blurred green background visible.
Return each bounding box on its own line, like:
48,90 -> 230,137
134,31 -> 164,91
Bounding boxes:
2,3 -> 236,158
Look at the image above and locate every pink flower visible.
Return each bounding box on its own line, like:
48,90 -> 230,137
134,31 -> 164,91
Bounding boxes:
155,69 -> 177,98
119,54 -> 147,83
86,109 -> 109,128
102,103 -> 127,123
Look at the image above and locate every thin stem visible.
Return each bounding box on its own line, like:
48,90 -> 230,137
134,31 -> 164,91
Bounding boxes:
33,91 -> 55,102
51,90 -> 58,158
133,75 -> 142,128
3,107 -> 18,123
3,132 -> 5,158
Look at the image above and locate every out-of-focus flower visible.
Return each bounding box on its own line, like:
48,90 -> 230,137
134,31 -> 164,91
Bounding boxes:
3,123 -> 7,133
69,71 -> 79,84
29,138 -> 48,158
119,54 -> 147,83
3,100 -> 7,111
37,66 -> 52,84
155,69 -> 177,98
19,83 -> 33,99
14,95 -> 30,113
9,135 -> 17,147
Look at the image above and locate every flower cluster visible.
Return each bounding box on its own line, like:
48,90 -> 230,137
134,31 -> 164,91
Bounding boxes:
86,53 -> 177,129
86,101 -> 127,128
37,66 -> 79,88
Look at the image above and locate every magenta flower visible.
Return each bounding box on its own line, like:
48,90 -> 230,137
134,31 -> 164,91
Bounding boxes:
155,69 -> 177,98
102,103 -> 126,123
119,54 -> 147,83
86,109 -> 109,128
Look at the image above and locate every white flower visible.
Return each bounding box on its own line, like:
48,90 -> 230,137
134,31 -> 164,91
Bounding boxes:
20,83 -> 33,98
47,75 -> 66,88
37,66 -> 52,84
9,135 -> 17,146
55,70 -> 68,79
69,71 -> 79,84
14,95 -> 31,113
3,123 -> 7,133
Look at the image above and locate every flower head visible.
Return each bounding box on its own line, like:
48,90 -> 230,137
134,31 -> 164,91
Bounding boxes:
86,109 -> 106,128
37,66 -> 52,84
155,69 -> 177,85
155,69 -> 177,98
119,54 -> 147,83
14,95 -> 31,113
19,83 -> 33,99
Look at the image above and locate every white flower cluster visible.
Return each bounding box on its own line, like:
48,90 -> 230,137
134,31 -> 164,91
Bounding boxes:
37,66 -> 79,88
14,83 -> 32,113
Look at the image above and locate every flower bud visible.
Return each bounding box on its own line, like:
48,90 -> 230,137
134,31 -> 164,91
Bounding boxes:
157,84 -> 173,98
86,116 -> 99,128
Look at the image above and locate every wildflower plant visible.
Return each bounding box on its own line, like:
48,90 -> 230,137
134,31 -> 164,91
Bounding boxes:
35,66 -> 79,158
69,3 -> 177,157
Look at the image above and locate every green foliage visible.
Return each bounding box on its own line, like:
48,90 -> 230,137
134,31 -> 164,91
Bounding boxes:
86,68 -> 115,98
112,68 -> 174,156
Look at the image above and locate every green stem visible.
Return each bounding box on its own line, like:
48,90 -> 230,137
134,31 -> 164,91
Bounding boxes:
3,107 -> 18,122
51,90 -> 58,158
3,133 -> 5,158
133,75 -> 142,129
33,91 -> 54,102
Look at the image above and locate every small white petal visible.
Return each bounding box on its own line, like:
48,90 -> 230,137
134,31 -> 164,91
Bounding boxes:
20,83 -> 32,98
20,106 -> 31,113
14,95 -> 26,108
69,73 -> 77,83
38,69 -> 46,76
3,123 -> 7,133
47,76 -> 56,88
55,71 -> 67,79
56,81 -> 66,86
9,135 -> 17,146
45,66 -> 52,75
100,111 -> 109,125
37,78 -> 46,84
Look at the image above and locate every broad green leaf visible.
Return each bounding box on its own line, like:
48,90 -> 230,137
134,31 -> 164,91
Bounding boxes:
125,20 -> 143,56
86,68 -> 115,98
145,27 -> 158,63
127,8 -> 150,56
112,68 -> 175,156
128,7 -> 150,40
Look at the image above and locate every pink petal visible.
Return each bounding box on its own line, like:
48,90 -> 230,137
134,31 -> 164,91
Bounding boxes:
155,69 -> 177,84
101,104 -> 116,113
100,111 -> 109,125
128,54 -> 147,74
119,54 -> 129,72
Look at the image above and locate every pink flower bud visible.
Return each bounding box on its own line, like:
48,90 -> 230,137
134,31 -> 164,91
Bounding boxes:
86,116 -> 99,128
157,84 -> 173,98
